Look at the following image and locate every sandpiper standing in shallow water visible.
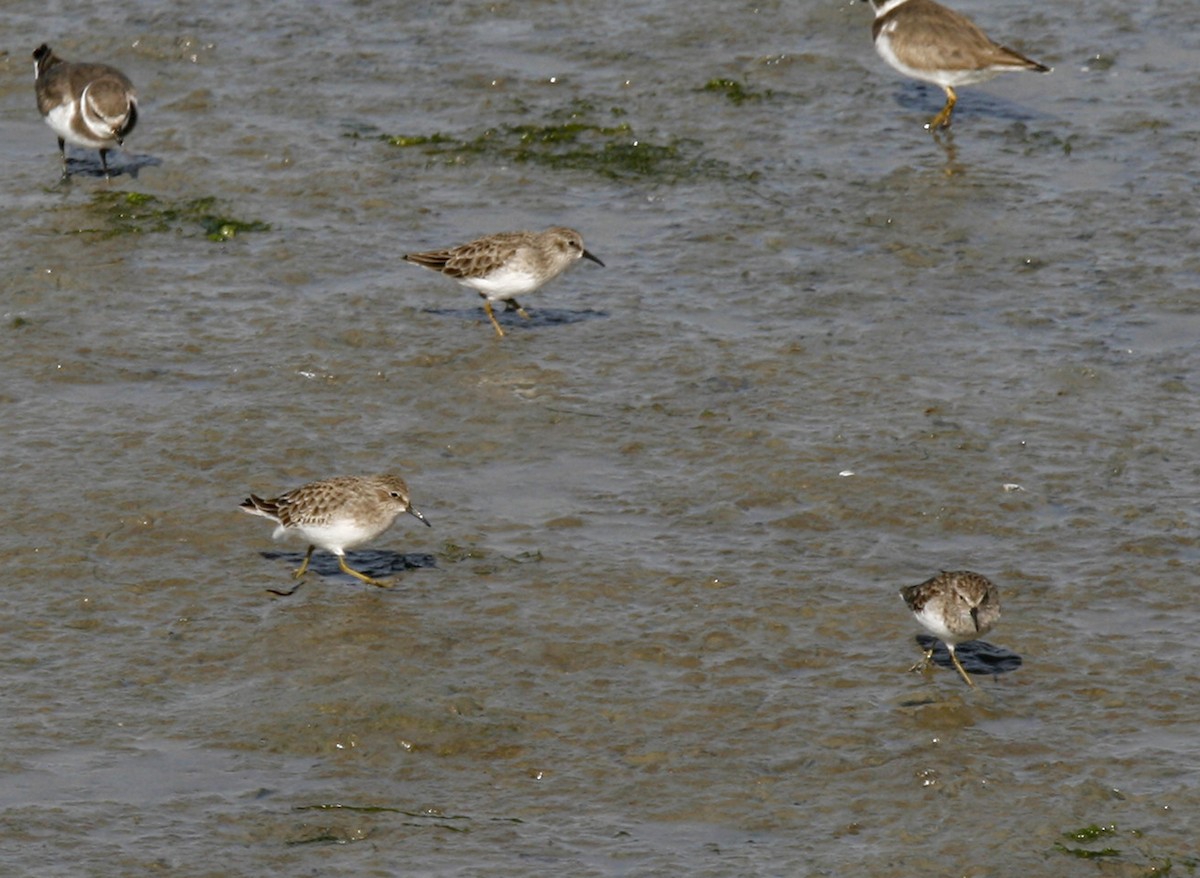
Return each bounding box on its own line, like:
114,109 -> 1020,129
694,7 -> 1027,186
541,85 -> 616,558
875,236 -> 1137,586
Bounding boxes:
33,43 -> 138,178
900,570 -> 1001,687
239,474 -> 430,595
861,0 -> 1050,130
403,227 -> 604,337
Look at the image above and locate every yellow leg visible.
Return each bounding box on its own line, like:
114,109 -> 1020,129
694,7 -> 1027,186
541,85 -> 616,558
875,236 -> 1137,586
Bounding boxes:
927,86 -> 957,130
909,643 -> 977,687
266,546 -> 315,595
909,646 -> 935,674
337,555 -> 392,588
506,298 -> 531,320
293,544 -> 315,578
947,647 -> 977,688
483,300 -> 506,337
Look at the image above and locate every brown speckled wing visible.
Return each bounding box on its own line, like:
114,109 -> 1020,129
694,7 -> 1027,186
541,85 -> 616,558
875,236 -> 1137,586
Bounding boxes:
900,577 -> 940,613
274,481 -> 350,528
405,232 -> 527,280
402,249 -> 454,272
240,493 -> 280,519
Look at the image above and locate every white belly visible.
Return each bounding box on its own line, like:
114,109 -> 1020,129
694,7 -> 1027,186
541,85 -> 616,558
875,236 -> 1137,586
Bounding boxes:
44,100 -> 118,148
273,518 -> 385,554
461,265 -> 542,300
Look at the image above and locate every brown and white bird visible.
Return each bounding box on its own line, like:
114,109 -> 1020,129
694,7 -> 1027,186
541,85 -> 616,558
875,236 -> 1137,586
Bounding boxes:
33,43 -> 138,177
403,227 -> 604,337
239,474 -> 430,594
900,570 -> 1001,687
862,0 -> 1050,130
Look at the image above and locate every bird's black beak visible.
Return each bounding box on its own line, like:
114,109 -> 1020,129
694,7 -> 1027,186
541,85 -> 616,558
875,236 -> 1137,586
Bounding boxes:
582,249 -> 605,267
408,506 -> 432,527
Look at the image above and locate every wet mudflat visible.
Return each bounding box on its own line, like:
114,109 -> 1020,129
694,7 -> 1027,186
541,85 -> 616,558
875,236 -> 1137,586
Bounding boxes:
1,0 -> 1199,873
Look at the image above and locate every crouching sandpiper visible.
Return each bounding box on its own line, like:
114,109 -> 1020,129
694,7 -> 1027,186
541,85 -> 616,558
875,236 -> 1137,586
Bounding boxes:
240,473 -> 430,595
900,570 -> 1000,686
403,227 -> 604,337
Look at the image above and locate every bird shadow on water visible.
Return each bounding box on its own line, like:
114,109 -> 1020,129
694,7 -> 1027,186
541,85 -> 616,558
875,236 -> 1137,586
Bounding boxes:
915,634 -> 1023,678
259,550 -> 437,583
59,152 -> 161,181
422,306 -> 608,333
891,82 -> 1047,126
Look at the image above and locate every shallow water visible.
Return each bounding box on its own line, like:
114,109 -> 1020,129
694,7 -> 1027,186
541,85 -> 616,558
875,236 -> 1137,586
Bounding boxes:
2,0 -> 1200,873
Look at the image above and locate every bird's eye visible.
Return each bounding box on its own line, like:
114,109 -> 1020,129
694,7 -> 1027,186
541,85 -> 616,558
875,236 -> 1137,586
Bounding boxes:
389,491 -> 403,498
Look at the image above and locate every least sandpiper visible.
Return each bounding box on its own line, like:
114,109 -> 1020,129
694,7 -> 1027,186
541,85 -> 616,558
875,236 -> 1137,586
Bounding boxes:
403,227 -> 604,337
239,474 -> 431,594
33,43 -> 139,178
900,570 -> 1000,687
862,0 -> 1050,130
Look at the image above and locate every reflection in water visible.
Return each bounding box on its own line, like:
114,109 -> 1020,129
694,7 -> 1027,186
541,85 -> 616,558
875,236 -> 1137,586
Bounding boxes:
932,128 -> 962,173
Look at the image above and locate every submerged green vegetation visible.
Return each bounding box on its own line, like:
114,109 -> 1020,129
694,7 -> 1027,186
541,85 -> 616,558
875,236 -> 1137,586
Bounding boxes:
701,77 -> 772,105
1053,823 -> 1198,874
1063,823 -> 1120,843
363,98 -> 745,183
80,191 -> 271,241
284,803 -> 475,845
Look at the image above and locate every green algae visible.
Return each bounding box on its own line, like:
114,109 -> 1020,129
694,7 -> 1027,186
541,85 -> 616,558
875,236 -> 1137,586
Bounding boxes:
297,803 -> 469,822
1054,842 -> 1121,859
701,78 -> 771,104
1053,824 -> 1199,874
1064,823 -> 1119,842
383,132 -> 456,148
364,98 -> 741,183
288,803 -> 471,840
440,541 -> 489,563
79,191 -> 270,241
